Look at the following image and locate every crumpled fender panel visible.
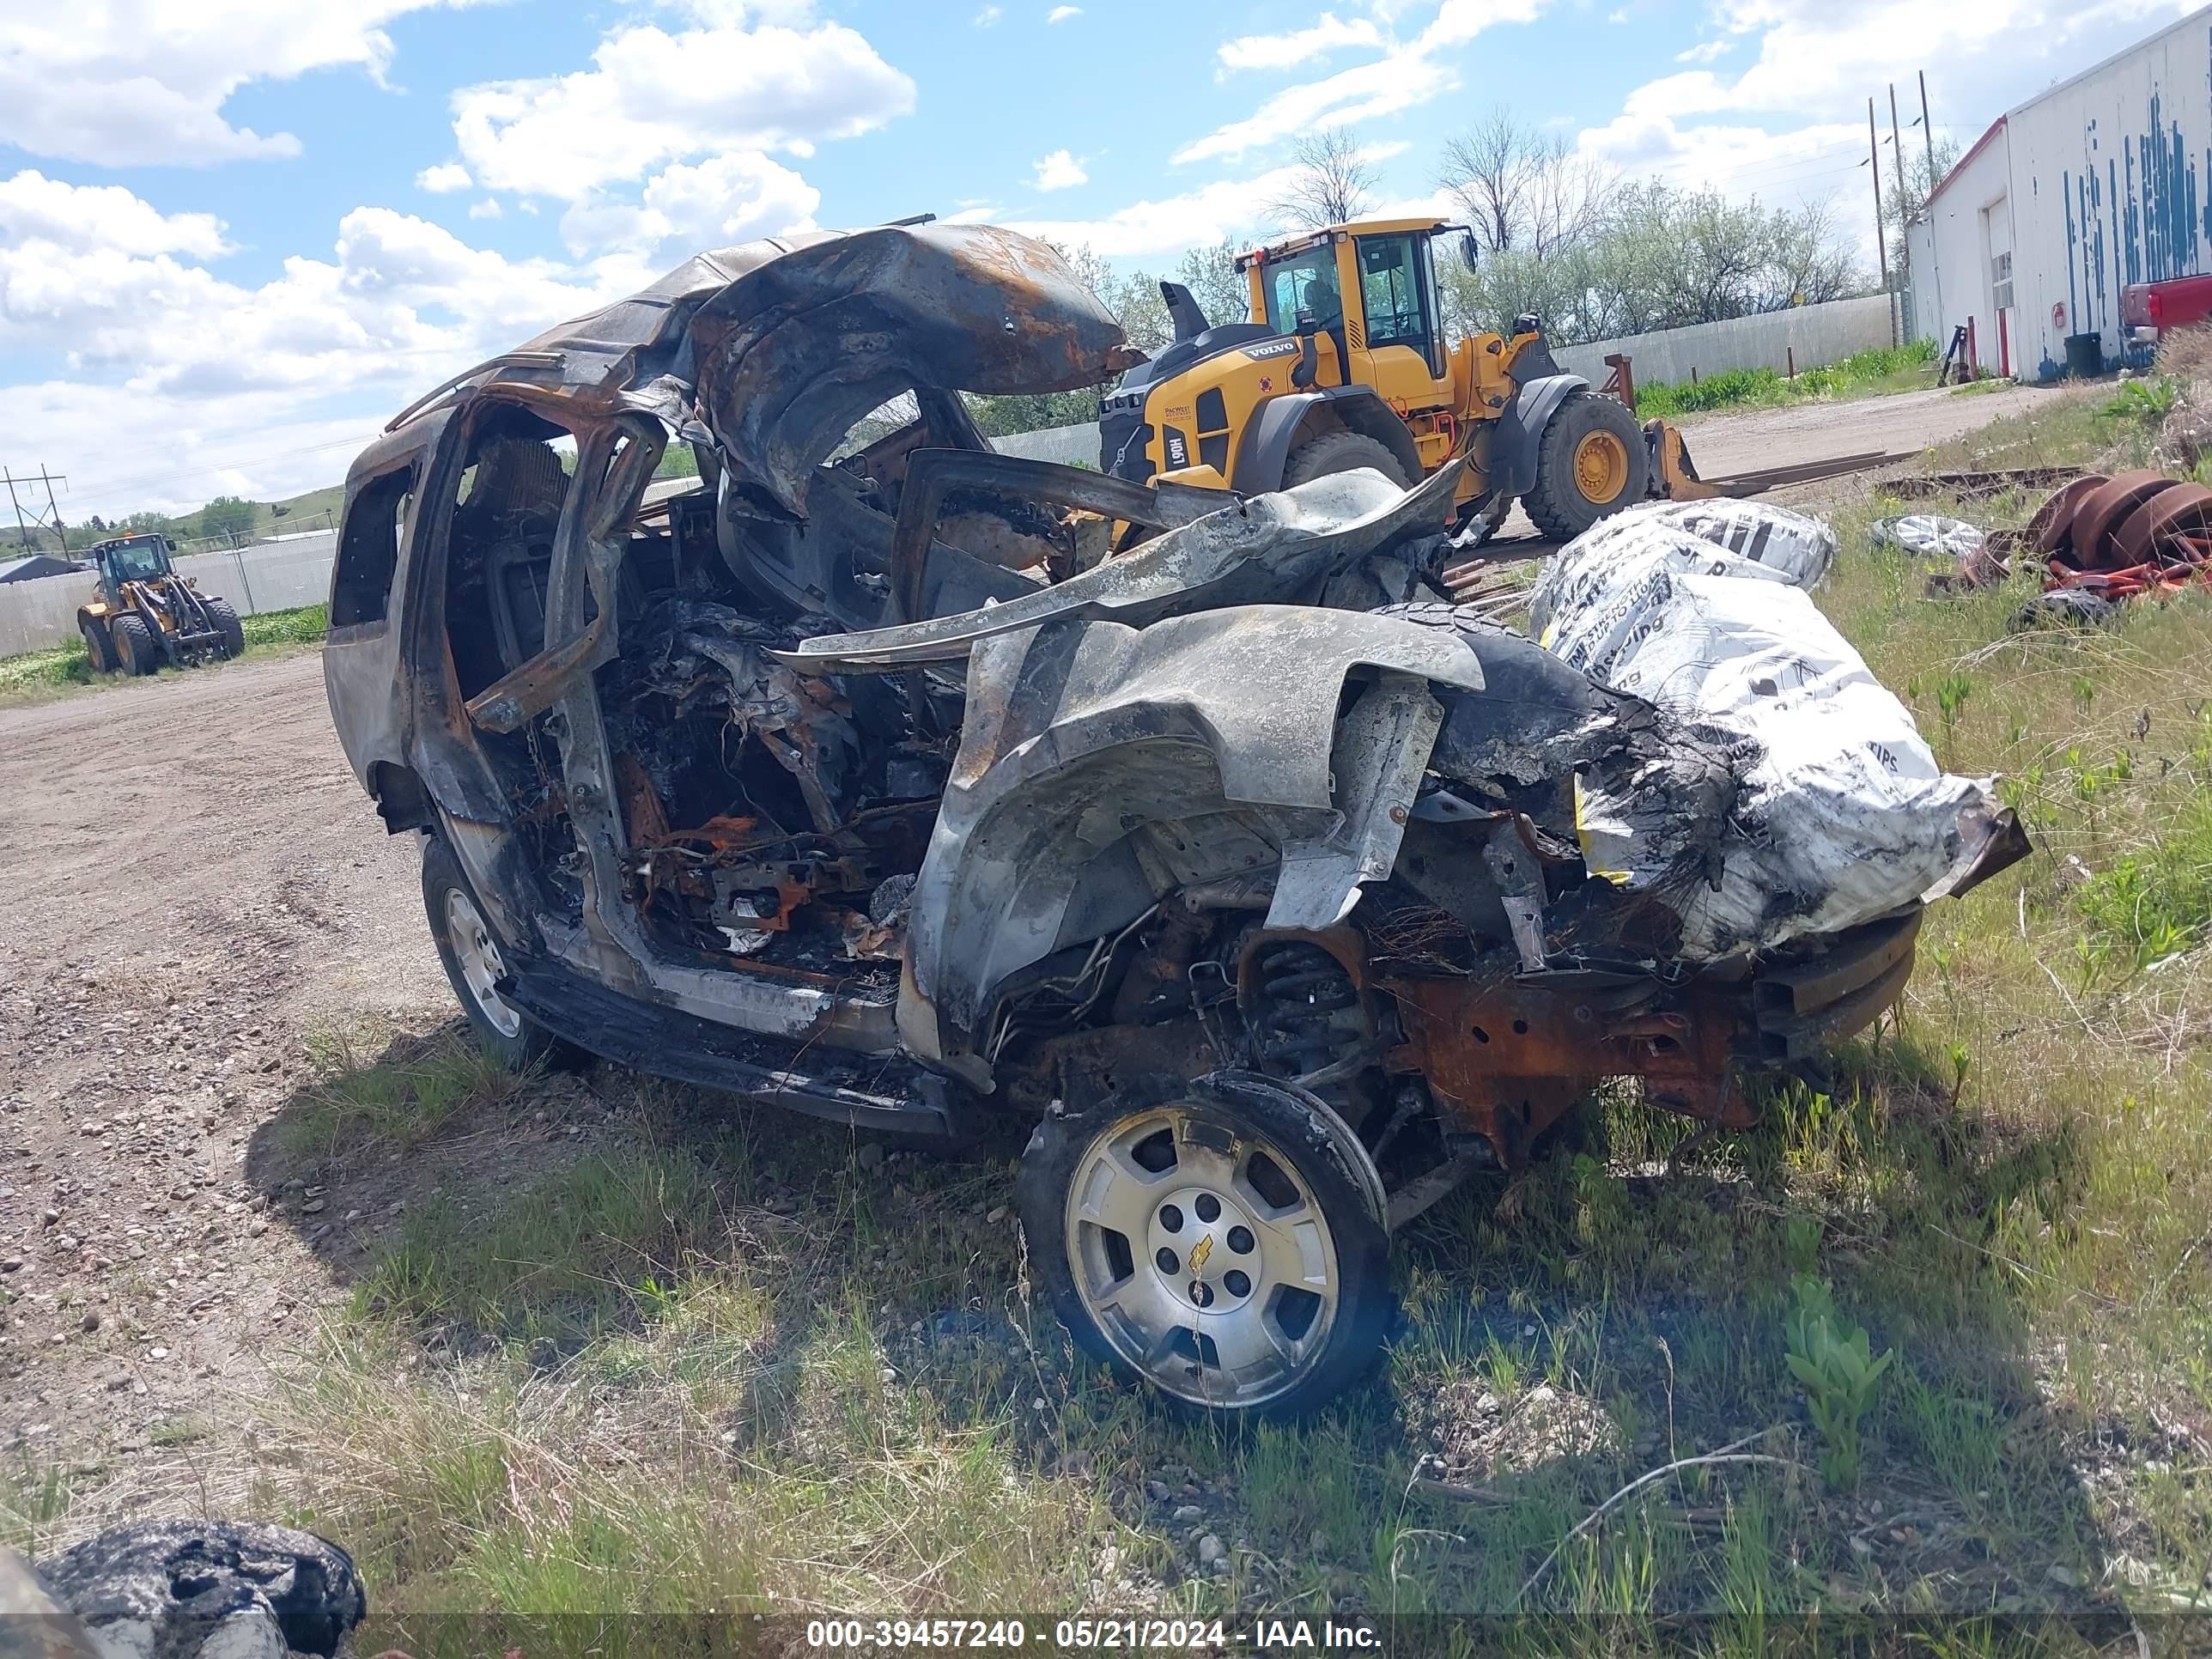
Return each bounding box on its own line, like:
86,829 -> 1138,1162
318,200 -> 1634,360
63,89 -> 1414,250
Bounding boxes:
690,223 -> 1131,520
897,604 -> 1492,1079
782,460 -> 1462,672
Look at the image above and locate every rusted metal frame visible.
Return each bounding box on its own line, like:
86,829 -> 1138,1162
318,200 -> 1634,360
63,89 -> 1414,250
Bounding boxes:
888,448 -> 1232,627
1380,974 -> 1758,1170
465,414 -> 666,734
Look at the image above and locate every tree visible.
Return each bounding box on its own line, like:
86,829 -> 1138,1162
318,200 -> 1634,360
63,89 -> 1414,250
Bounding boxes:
1882,134 -> 1961,295
1266,127 -> 1377,230
1437,108 -> 1618,258
195,495 -> 258,545
1437,176 -> 1866,343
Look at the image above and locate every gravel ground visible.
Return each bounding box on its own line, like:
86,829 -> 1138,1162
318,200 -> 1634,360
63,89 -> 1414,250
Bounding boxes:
0,652 -> 446,1522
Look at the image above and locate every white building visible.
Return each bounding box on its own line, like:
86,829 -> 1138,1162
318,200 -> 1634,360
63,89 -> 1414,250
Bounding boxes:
1907,4 -> 2212,380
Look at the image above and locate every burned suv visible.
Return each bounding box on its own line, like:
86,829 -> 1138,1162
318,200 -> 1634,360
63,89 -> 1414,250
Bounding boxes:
325,222 -> 2022,1417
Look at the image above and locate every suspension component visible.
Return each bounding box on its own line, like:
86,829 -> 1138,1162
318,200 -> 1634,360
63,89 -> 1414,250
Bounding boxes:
1243,937 -> 1371,1085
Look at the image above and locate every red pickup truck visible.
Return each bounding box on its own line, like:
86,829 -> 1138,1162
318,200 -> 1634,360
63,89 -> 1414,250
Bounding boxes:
2122,272 -> 2212,342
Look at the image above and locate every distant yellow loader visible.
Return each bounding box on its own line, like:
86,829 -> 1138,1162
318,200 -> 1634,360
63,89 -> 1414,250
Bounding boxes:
76,533 -> 246,675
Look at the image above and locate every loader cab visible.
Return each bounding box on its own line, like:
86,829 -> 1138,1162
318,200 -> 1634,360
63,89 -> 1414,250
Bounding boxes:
1244,220 -> 1455,412
91,534 -> 176,598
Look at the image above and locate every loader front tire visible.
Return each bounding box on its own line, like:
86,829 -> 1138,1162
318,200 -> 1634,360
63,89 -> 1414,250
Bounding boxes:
203,597 -> 246,659
112,614 -> 160,677
79,617 -> 117,674
1283,430 -> 1412,490
1523,391 -> 1650,544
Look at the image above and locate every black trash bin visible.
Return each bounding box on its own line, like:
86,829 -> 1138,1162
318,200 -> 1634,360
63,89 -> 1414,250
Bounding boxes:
2064,331 -> 2106,378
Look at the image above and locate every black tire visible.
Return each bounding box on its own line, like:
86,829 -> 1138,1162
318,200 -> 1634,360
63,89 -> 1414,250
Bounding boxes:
202,597 -> 246,659
421,835 -> 581,1072
1017,1070 -> 1394,1421
1282,429 -> 1413,490
111,614 -> 160,677
79,617 -> 117,674
1522,391 -> 1650,543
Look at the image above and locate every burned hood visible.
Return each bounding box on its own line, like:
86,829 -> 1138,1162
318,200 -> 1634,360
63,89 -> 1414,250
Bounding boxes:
689,222 -> 1132,518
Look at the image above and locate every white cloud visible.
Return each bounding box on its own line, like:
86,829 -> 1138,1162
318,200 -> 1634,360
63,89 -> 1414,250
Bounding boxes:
1031,149 -> 1089,191
416,162 -> 473,193
558,150 -> 820,256
1007,162 -> 1310,257
1609,0 -> 2178,130
1047,5 -> 1082,21
1675,39 -> 1731,63
1217,11 -> 1383,73
0,1 -> 455,167
451,17 -> 914,201
0,171 -> 630,516
974,4 -> 1002,21
468,198 -> 503,219
1606,7 -> 1628,19
1175,0 -> 1545,164
0,171 -> 230,259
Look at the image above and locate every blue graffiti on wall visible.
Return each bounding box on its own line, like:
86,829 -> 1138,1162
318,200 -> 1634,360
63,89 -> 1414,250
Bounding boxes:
2047,33 -> 2212,379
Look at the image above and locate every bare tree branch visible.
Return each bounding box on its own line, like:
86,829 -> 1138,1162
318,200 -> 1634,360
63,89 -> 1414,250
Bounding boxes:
1437,107 -> 1618,258
1266,126 -> 1379,230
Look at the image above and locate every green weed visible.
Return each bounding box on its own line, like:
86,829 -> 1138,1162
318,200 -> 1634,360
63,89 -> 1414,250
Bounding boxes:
1783,1275 -> 1893,1491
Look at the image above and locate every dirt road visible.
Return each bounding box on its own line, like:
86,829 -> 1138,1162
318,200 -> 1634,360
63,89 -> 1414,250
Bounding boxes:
1,652 -> 447,1509
1490,380 -> 2053,544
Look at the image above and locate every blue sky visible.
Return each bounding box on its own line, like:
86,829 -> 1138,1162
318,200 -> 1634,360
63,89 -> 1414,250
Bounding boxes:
0,0 -> 2189,518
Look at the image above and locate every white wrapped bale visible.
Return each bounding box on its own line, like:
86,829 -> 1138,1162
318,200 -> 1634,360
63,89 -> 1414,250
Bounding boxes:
1533,501 -> 1995,959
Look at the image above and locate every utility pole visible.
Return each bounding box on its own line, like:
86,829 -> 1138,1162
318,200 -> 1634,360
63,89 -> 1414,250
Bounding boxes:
1890,83 -> 1911,339
1918,70 -> 1936,181
37,466 -> 67,553
0,468 -> 29,555
1,465 -> 71,554
1869,98 -> 1894,346
1919,70 -> 1945,345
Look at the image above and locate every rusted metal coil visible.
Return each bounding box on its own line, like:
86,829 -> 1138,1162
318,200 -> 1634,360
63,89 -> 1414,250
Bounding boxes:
2027,470 -> 2212,602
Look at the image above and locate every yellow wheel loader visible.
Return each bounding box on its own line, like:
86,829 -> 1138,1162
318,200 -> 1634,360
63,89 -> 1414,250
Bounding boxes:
76,533 -> 246,676
1098,216 -> 1712,540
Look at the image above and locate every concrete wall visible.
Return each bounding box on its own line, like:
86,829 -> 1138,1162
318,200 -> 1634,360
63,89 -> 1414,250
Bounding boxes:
1551,295 -> 1897,387
0,531 -> 334,658
2007,9 -> 2212,380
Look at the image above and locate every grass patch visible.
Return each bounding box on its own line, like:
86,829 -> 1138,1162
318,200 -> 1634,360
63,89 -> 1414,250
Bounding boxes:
169,389 -> 2212,1641
0,601 -> 328,705
281,1020 -> 538,1159
1638,339 -> 1941,421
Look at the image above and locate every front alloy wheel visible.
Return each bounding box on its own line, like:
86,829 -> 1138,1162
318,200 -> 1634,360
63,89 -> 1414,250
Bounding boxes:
1018,1073 -> 1391,1418
421,834 -> 580,1072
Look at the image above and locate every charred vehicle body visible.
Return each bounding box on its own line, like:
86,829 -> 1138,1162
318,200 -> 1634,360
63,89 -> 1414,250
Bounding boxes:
326,223 -> 2027,1417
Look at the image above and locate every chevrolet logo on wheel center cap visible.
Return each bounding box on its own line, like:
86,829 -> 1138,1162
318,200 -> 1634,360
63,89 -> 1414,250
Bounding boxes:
1189,1234 -> 1214,1273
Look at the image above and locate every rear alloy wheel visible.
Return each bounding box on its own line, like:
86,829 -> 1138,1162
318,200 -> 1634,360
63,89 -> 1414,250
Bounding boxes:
421,835 -> 580,1072
1018,1072 -> 1391,1419
1522,390 -> 1650,543
111,614 -> 160,676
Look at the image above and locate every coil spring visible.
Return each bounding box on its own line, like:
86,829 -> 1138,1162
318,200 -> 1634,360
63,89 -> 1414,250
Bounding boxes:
1249,941 -> 1367,1080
